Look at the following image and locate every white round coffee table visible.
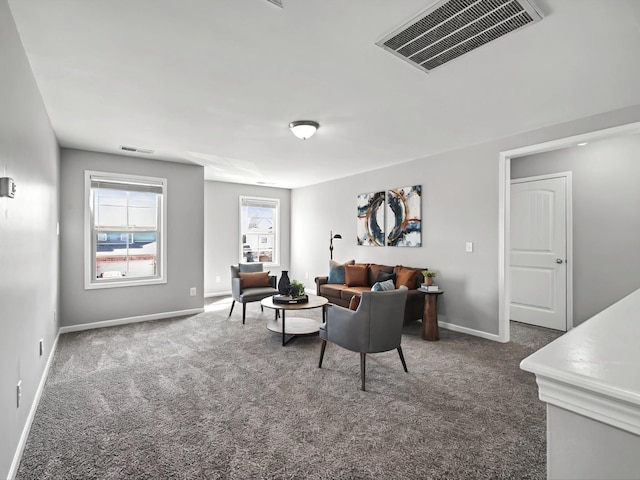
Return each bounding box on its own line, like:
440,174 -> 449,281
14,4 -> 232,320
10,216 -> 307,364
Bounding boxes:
261,294 -> 328,346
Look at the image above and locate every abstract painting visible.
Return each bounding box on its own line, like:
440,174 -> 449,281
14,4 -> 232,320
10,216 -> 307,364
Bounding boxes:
386,185 -> 422,247
357,191 -> 385,246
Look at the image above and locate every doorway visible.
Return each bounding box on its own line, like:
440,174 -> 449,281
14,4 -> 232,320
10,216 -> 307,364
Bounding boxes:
498,121 -> 640,343
510,174 -> 571,331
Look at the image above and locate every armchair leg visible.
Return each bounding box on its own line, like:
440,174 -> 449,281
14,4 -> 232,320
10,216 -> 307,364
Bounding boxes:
318,340 -> 327,368
228,300 -> 235,318
242,303 -> 247,324
397,346 -> 408,373
360,353 -> 366,391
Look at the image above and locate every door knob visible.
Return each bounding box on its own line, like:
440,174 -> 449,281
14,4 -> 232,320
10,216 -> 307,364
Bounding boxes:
556,259 -> 564,264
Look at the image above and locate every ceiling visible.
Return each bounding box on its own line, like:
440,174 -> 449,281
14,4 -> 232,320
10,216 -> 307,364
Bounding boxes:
8,0 -> 640,188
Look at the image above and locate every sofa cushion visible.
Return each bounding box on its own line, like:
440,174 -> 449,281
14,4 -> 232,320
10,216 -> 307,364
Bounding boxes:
239,271 -> 271,288
328,259 -> 355,284
368,264 -> 394,286
320,283 -> 347,298
345,264 -> 368,287
371,279 -> 395,291
340,286 -> 371,300
395,266 -> 419,289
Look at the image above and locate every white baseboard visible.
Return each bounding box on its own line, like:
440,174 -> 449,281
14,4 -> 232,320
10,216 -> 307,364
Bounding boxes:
8,331 -> 60,480
204,291 -> 231,298
439,320 -> 502,342
59,308 -> 204,334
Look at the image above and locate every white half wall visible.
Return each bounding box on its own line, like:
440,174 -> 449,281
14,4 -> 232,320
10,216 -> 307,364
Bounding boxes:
0,2 -> 60,477
204,181 -> 291,296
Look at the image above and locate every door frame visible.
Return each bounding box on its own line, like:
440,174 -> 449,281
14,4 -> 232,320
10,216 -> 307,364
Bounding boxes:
498,121 -> 640,343
510,172 -> 573,332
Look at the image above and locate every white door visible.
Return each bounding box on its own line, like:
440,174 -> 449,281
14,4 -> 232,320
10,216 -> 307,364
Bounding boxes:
510,176 -> 568,331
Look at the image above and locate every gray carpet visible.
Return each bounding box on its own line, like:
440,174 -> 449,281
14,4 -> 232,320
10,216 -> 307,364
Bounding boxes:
17,297 -> 562,479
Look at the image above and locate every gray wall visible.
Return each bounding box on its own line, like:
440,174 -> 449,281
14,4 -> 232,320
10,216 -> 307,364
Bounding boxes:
512,135 -> 640,325
204,181 -> 291,296
60,149 -> 204,327
291,106 -> 640,337
0,2 -> 60,477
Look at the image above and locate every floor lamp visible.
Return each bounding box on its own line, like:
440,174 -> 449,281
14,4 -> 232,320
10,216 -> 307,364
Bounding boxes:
330,231 -> 342,260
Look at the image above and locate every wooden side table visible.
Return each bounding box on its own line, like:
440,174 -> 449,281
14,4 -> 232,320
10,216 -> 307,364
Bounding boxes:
419,289 -> 444,341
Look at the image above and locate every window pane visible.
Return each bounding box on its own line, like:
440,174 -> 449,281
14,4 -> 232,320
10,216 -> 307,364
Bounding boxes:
243,206 -> 274,233
240,196 -> 278,264
95,232 -> 158,278
95,189 -> 127,227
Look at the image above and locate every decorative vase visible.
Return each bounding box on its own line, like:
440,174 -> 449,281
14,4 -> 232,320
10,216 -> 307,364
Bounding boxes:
278,271 -> 291,295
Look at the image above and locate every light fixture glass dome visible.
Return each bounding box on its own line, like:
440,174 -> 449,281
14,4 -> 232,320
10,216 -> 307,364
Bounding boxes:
289,120 -> 319,140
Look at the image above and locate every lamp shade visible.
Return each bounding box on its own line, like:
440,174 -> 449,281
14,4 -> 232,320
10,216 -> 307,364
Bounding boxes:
289,120 -> 319,140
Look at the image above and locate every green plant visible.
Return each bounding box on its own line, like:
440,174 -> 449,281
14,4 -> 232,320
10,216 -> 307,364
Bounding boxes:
422,270 -> 437,278
288,280 -> 306,298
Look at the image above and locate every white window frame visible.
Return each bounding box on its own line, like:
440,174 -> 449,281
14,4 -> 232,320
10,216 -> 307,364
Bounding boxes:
239,196 -> 280,267
84,170 -> 168,289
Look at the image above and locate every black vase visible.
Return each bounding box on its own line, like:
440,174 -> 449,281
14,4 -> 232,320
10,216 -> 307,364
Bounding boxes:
278,271 -> 291,295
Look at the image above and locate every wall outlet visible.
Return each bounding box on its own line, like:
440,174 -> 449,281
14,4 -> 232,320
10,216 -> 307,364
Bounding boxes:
465,242 -> 474,253
39,339 -> 44,356
190,287 -> 197,296
215,276 -> 221,283
17,381 -> 22,408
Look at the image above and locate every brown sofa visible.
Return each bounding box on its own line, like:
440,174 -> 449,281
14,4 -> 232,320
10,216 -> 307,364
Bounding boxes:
315,263 -> 427,325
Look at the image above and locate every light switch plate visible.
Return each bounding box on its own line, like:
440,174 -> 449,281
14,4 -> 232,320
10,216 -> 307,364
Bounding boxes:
466,242 -> 473,253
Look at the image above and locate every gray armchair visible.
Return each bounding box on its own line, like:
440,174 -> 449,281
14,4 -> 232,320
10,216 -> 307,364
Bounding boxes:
228,263 -> 278,324
318,287 -> 409,391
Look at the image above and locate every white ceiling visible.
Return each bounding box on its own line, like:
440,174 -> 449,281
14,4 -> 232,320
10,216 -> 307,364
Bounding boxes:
8,0 -> 640,188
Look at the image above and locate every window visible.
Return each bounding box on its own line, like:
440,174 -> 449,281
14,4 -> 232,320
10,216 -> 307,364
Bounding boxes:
239,196 -> 279,266
85,171 -> 167,289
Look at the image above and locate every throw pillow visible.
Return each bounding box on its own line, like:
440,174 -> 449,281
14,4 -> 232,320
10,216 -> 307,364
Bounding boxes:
328,259 -> 355,284
345,264 -> 368,287
239,271 -> 271,288
395,266 -> 418,289
375,271 -> 396,284
348,295 -> 361,311
371,279 -> 395,291
369,264 -> 393,285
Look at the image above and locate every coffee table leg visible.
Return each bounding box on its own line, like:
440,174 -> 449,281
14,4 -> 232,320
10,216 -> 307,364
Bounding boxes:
282,310 -> 286,346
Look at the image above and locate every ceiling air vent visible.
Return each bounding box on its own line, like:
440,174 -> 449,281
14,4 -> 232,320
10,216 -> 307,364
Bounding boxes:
376,0 -> 543,73
120,145 -> 154,154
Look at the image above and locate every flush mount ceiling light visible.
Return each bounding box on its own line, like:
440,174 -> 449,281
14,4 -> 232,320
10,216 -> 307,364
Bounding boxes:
289,121 -> 319,140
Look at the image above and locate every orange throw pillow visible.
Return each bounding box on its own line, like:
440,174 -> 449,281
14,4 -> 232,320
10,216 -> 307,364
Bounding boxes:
395,266 -> 418,289
348,295 -> 361,311
239,271 -> 271,288
345,264 -> 368,287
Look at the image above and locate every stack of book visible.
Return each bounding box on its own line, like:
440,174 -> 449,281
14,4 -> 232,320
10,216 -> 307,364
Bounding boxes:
420,284 -> 440,292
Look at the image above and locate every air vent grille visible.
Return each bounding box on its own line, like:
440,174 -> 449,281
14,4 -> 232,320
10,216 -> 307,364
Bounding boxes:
120,145 -> 154,154
377,0 -> 542,73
